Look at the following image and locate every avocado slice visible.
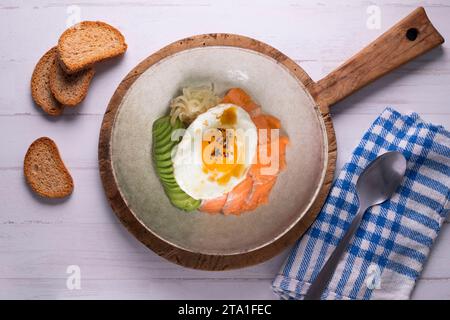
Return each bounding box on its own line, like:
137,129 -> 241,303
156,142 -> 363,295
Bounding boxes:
154,140 -> 177,155
153,150 -> 172,162
155,158 -> 173,168
171,197 -> 201,211
159,174 -> 176,184
152,117 -> 171,136
155,165 -> 174,175
152,116 -> 200,212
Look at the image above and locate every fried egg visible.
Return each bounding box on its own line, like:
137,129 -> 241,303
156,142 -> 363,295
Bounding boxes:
173,104 -> 257,200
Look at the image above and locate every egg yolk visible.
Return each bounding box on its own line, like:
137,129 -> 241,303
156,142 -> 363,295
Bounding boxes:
219,106 -> 237,126
201,107 -> 245,185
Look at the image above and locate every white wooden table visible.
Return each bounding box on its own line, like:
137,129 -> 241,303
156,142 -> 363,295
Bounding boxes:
0,0 -> 449,299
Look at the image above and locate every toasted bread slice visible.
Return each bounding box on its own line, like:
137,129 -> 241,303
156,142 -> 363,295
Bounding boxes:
57,21 -> 127,74
24,137 -> 74,198
31,48 -> 64,116
49,58 -> 95,106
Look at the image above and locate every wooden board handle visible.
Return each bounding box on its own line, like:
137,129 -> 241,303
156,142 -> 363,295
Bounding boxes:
312,7 -> 444,107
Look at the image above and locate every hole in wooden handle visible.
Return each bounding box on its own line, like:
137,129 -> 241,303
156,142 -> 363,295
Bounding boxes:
406,28 -> 419,41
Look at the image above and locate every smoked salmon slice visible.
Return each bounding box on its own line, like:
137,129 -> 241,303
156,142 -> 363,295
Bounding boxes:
251,114 -> 281,130
222,88 -> 261,116
278,135 -> 289,171
264,114 -> 281,129
242,177 -> 277,211
252,135 -> 289,176
199,194 -> 227,214
222,176 -> 253,215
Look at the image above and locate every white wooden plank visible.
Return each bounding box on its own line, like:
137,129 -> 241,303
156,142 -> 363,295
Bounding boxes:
0,220 -> 292,280
0,112 -> 449,169
2,0 -> 450,7
0,278 -> 447,299
0,115 -> 102,168
0,169 -> 114,224
0,216 -> 448,279
411,279 -> 450,300
0,278 -> 279,300
2,55 -> 449,115
0,158 -> 447,229
1,165 -> 448,227
1,1 -> 449,114
0,248 -> 288,281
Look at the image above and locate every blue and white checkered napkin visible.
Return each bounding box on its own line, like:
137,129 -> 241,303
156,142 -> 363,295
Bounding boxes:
272,107 -> 450,300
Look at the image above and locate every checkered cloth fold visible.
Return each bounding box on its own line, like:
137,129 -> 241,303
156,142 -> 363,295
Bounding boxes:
272,108 -> 450,300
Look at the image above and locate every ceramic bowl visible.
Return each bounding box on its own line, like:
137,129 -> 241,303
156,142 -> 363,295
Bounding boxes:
100,34 -> 331,269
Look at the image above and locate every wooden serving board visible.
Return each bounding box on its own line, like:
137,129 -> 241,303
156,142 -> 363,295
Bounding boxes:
98,7 -> 443,270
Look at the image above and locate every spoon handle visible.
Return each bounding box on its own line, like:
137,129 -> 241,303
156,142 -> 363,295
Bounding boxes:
304,205 -> 368,300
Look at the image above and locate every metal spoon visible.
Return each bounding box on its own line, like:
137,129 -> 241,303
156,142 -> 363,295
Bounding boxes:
304,151 -> 407,300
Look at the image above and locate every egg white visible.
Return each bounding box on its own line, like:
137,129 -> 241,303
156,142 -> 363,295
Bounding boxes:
173,104 -> 257,200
